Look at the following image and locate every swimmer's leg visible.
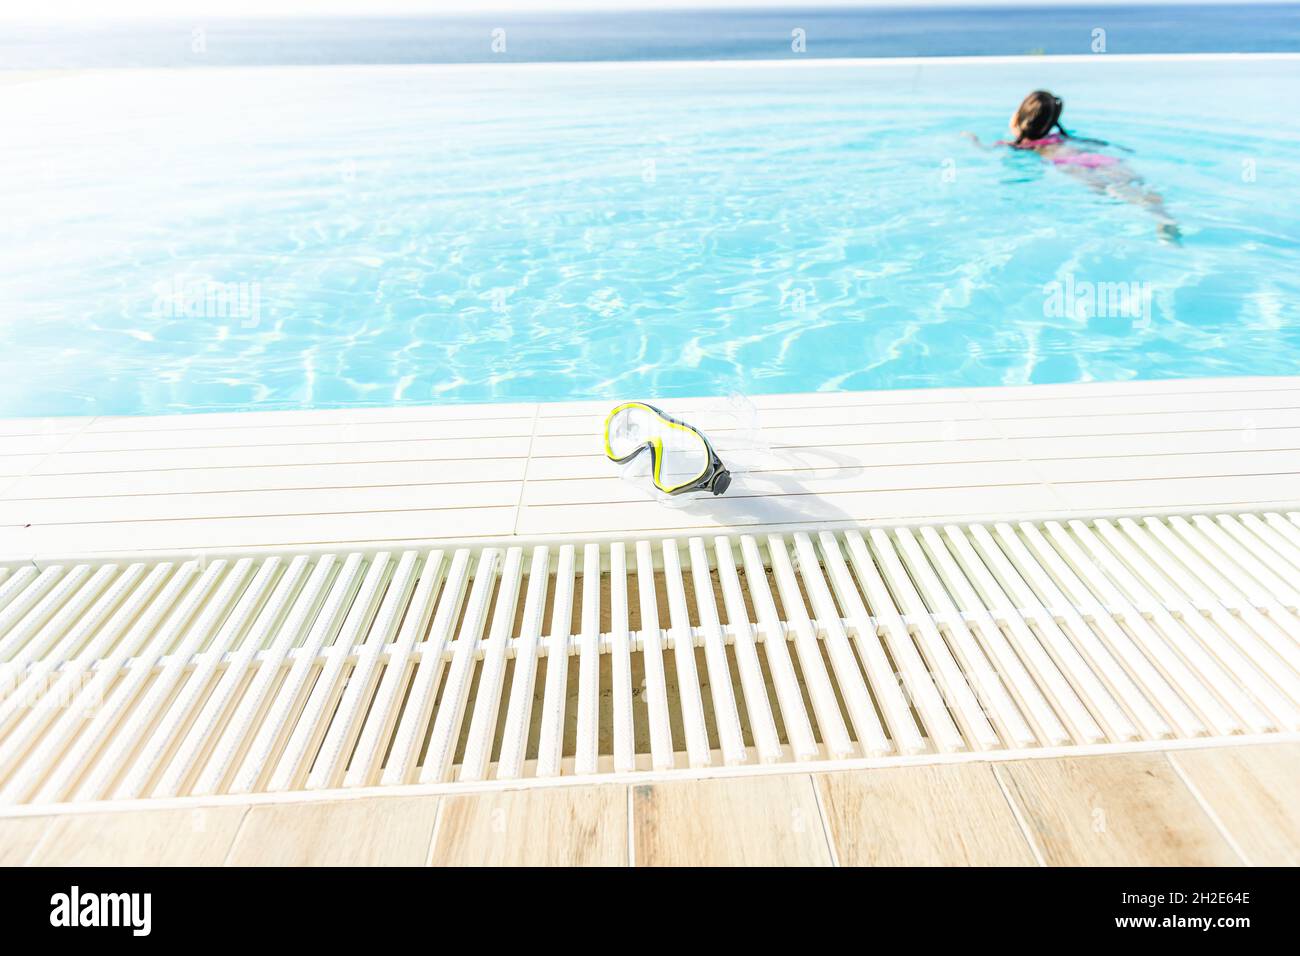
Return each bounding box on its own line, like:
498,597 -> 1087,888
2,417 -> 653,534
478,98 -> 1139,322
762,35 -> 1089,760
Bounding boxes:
1104,178 -> 1181,243
1060,164 -> 1182,243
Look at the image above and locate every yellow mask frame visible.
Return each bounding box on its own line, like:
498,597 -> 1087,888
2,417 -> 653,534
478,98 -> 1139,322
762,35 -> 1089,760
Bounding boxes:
603,401 -> 731,496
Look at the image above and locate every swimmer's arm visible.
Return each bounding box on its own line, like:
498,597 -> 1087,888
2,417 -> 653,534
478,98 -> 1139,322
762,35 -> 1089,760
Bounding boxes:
1067,133 -> 1135,154
959,131 -> 998,151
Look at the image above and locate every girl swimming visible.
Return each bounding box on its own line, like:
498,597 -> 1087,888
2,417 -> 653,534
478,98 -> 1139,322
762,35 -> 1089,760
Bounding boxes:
964,90 -> 1180,242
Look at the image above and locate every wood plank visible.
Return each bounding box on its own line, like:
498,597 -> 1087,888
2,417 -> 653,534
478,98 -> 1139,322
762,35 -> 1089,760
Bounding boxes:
0,479 -> 519,525
995,754 -> 1242,866
526,437 -> 1020,482
25,436 -> 532,476
632,775 -> 832,866
538,389 -> 1300,437
0,457 -> 527,501
0,455 -> 45,479
537,387 -> 976,417
534,377 -> 1300,418
535,401 -> 982,436
999,407 -> 1298,440
0,417 -> 91,439
429,785 -> 627,866
225,796 -> 440,866
816,764 -> 1038,866
1006,427 -> 1300,462
523,460 -> 1042,508
81,401 -> 537,433
1053,474 -> 1300,512
0,816 -> 58,865
531,419 -> 1002,457
12,505 -> 517,553
0,434 -> 81,457
525,430 -> 1300,485
969,375 -> 1299,401
21,807 -> 247,866
63,415 -> 534,453
1035,449 -> 1300,484
517,483 -> 1062,536
979,389 -> 1300,420
1170,743 -> 1300,865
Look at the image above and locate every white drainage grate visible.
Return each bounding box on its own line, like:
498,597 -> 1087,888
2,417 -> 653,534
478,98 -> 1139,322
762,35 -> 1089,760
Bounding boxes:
1,511 -> 1299,809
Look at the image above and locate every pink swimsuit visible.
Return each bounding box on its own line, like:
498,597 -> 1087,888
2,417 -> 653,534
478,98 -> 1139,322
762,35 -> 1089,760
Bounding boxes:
998,133 -> 1120,168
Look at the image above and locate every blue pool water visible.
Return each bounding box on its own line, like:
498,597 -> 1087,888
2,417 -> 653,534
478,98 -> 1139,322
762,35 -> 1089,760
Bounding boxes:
1,56 -> 1299,417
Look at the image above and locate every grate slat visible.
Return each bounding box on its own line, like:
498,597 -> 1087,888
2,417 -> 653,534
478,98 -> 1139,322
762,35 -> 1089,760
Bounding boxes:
661,539 -> 711,768
344,549 -> 446,788
894,528 -> 1035,749
86,558 -> 259,802
535,544 -> 575,777
47,559 -> 232,804
739,535 -> 818,761
1066,522 -> 1268,733
844,530 -> 964,753
459,546 -> 524,783
0,564 -> 143,739
422,548 -> 501,784
0,566 -> 65,643
231,552 -> 365,794
989,523 -> 1175,741
1097,520 -> 1300,728
688,537 -> 747,766
574,543 -> 603,775
608,542 -> 637,773
159,554 -> 313,798
494,546 -> 549,780
307,550 -> 421,791
714,537 -> 782,764
792,532 -> 889,756
1164,520 -> 1300,686
768,534 -> 853,758
869,528 -> 1000,751
380,548 -> 470,786
195,553 -> 337,796
117,556 -> 283,800
1035,522 -> 1237,737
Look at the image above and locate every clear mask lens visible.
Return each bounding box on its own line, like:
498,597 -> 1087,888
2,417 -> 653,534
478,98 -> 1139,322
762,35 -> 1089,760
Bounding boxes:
604,403 -> 716,494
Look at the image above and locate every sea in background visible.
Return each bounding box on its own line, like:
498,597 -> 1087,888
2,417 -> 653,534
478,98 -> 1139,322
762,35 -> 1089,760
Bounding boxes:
2,4 -> 1300,69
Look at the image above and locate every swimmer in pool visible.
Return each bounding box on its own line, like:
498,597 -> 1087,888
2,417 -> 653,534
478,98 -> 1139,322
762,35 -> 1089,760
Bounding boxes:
963,90 -> 1181,243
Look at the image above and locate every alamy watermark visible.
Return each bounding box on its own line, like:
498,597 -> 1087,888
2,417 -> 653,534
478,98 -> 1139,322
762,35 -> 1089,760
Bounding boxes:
50,886 -> 151,936
0,666 -> 102,714
1043,274 -> 1153,323
152,276 -> 262,328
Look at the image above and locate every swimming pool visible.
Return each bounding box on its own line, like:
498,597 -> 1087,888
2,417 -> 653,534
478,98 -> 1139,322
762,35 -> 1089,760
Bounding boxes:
1,56 -> 1298,417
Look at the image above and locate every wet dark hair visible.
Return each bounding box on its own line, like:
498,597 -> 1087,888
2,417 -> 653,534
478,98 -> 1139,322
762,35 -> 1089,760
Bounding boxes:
1014,90 -> 1065,142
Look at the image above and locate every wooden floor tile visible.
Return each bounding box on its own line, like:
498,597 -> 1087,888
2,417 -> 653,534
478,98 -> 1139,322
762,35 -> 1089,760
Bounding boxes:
996,754 -> 1242,866
226,796 -> 439,866
633,774 -> 831,866
430,785 -> 627,866
1170,743 -> 1300,865
23,806 -> 247,866
817,763 -> 1038,866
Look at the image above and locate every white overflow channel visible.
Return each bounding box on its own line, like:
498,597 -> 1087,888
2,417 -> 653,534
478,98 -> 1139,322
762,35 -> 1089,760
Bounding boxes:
1,511 -> 1299,810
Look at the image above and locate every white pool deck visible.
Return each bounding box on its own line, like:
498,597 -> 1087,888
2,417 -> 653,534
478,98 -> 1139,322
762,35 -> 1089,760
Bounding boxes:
1,375 -> 1298,561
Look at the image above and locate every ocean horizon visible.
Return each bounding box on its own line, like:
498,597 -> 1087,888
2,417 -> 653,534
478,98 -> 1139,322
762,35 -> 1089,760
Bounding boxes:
3,4 -> 1300,69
